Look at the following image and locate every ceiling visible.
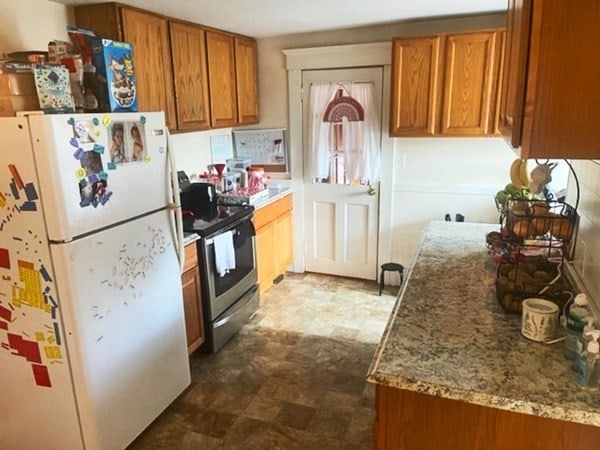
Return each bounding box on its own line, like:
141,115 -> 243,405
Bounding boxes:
55,0 -> 508,38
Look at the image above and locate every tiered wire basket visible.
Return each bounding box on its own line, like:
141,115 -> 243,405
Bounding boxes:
489,199 -> 578,313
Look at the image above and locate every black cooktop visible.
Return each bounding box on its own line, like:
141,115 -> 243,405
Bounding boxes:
183,205 -> 254,238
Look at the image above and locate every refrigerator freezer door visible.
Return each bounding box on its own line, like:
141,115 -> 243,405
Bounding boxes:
0,118 -> 83,448
50,209 -> 190,449
28,112 -> 172,241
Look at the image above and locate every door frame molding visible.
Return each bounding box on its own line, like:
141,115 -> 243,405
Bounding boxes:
283,42 -> 394,274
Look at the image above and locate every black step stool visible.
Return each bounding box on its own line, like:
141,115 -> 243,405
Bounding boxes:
379,263 -> 404,296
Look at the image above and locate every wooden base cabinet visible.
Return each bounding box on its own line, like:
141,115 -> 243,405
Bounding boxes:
255,222 -> 276,294
254,194 -> 293,295
374,384 -> 600,450
182,242 -> 204,354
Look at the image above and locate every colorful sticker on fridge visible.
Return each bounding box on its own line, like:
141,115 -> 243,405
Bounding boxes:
1,164 -> 40,231
1,165 -> 63,387
94,227 -> 168,322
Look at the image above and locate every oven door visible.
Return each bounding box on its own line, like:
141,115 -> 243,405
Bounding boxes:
201,215 -> 258,320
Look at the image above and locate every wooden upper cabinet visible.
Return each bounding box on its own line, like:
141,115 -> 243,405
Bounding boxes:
498,0 -> 532,148
390,29 -> 503,137
169,21 -> 211,131
120,9 -> 176,130
74,4 -> 177,130
441,30 -> 499,136
73,3 -> 122,39
492,30 -> 506,136
234,37 -> 259,125
390,36 -> 441,136
502,0 -> 600,159
206,30 -> 238,128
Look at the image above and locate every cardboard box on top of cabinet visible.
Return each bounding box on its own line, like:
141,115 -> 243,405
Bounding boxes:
91,39 -> 137,112
0,73 -> 40,117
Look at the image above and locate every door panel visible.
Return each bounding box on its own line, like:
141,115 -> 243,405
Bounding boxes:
313,200 -> 335,261
302,67 -> 382,280
345,203 -> 369,264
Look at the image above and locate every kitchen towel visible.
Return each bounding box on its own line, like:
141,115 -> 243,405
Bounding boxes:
213,230 -> 236,276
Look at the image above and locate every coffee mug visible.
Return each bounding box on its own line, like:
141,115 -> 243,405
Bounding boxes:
521,298 -> 559,342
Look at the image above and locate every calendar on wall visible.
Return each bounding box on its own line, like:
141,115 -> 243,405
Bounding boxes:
232,128 -> 288,173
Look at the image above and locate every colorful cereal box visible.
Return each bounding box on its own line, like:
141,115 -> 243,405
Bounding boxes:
32,64 -> 75,114
91,39 -> 137,112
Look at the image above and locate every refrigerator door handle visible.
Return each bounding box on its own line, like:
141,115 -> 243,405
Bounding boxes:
167,130 -> 185,273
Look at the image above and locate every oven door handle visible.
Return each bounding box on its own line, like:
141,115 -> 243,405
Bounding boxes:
204,215 -> 254,243
213,287 -> 258,328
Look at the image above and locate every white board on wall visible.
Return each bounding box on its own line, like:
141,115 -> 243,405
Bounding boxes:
232,128 -> 288,173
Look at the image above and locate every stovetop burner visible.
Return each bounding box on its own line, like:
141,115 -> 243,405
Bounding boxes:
183,205 -> 254,238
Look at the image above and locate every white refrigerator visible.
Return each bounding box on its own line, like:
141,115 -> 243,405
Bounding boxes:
0,112 -> 190,449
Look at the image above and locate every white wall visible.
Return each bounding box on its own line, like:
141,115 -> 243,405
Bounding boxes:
567,161 -> 600,307
391,137 -> 516,266
258,13 -> 515,270
0,0 -> 71,53
170,129 -> 232,178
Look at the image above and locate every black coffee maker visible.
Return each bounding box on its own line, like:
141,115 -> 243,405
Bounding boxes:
178,172 -> 218,221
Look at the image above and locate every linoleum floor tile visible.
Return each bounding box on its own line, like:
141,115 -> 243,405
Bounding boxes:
274,401 -> 317,430
127,273 -> 397,449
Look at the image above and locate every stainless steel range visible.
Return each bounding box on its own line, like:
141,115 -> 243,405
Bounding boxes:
180,175 -> 259,352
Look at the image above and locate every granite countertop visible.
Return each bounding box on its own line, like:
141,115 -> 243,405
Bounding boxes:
367,220 -> 600,427
183,232 -> 200,246
253,187 -> 292,210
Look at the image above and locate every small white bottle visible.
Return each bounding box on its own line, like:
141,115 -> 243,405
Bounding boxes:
577,330 -> 600,390
564,293 -> 590,360
573,316 -> 596,370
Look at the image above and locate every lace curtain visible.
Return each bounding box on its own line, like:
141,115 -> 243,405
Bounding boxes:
308,82 -> 381,182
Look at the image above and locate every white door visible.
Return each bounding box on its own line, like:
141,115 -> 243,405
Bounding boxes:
302,67 -> 383,280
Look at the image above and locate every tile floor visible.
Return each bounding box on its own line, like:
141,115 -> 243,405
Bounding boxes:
129,273 -> 398,449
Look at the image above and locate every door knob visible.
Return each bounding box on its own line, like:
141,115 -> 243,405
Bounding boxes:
367,186 -> 376,196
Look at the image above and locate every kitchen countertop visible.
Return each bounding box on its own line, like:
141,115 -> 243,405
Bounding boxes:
253,187 -> 292,210
367,220 -> 600,427
183,232 -> 200,246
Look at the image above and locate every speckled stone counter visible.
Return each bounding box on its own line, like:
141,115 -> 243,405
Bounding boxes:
367,220 -> 600,427
253,187 -> 291,210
